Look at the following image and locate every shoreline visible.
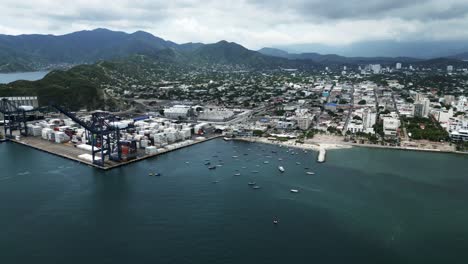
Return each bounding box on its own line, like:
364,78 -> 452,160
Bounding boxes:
232,137 -> 352,152
8,135 -> 222,170
233,137 -> 468,156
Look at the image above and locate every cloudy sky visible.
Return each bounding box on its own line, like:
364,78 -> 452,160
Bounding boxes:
2,0 -> 468,50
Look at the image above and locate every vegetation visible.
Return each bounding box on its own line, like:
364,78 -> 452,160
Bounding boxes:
274,109 -> 286,116
253,130 -> 264,137
0,65 -> 114,111
455,141 -> 468,152
403,117 -> 449,141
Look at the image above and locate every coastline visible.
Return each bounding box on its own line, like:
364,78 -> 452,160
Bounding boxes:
232,136 -> 468,156
232,137 -> 351,151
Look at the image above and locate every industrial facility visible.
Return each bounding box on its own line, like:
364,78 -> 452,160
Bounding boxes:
0,97 -> 220,169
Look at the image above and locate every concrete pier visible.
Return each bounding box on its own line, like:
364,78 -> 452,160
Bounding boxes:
317,148 -> 326,163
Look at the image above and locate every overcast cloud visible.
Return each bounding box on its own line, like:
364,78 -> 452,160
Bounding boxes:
1,0 -> 468,49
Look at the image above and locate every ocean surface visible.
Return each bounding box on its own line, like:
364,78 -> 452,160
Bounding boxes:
1,139 -> 468,264
0,71 -> 49,84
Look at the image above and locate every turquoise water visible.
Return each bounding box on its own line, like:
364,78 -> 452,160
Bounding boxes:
0,139 -> 468,263
0,71 -> 49,84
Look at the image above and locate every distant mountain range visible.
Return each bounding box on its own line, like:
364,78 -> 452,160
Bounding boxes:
257,47 -> 421,65
274,40 -> 468,60
1,28 -> 467,72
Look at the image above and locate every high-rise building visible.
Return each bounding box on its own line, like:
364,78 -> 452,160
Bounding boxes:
297,116 -> 312,130
414,103 -> 424,117
363,110 -> 377,130
414,99 -> 430,117
370,64 -> 381,74
396,63 -> 402,69
447,65 -> 454,72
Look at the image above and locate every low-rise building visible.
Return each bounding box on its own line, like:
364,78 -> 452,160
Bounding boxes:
382,113 -> 400,137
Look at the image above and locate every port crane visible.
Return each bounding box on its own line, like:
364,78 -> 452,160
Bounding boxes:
52,105 -> 136,166
0,98 -> 31,138
1,98 -> 136,166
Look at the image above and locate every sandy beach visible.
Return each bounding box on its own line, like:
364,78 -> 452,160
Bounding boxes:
233,137 -> 352,151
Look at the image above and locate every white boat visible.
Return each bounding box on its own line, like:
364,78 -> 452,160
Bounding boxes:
290,189 -> 299,193
223,137 -> 231,141
232,156 -> 238,158
296,162 -> 301,165
234,173 -> 241,176
263,161 -> 269,164
306,172 -> 315,175
278,166 -> 285,172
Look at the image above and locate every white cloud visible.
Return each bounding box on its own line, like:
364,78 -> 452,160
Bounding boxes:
1,0 -> 468,50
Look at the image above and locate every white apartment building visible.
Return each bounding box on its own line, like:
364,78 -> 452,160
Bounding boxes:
297,116 -> 313,130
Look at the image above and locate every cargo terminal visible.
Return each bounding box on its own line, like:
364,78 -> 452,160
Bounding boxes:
0,97 -> 229,170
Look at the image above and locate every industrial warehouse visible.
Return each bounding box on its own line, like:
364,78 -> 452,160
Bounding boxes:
0,97 -> 226,170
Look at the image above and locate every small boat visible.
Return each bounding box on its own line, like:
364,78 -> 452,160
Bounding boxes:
251,170 -> 259,173
216,164 -> 223,167
148,173 -> 153,176
278,158 -> 283,161
232,156 -> 238,158
263,161 -> 269,164
185,161 -> 190,164
204,162 -> 211,165
248,182 -> 256,186
296,162 -> 301,165
223,137 -> 231,141
273,220 -> 279,225
234,173 -> 241,176
208,166 -> 217,170
306,172 -> 315,175
278,166 -> 285,172
212,180 -> 220,184
290,189 -> 299,193
243,153 -> 249,156
155,173 -> 161,176
271,151 -> 277,154
252,186 -> 261,189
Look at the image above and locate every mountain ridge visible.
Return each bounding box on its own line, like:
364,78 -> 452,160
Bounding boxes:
1,28 -> 467,72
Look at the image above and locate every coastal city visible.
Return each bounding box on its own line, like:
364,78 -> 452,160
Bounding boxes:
2,1 -> 468,263
2,61 -> 467,169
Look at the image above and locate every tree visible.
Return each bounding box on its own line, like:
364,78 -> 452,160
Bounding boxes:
253,130 -> 264,137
